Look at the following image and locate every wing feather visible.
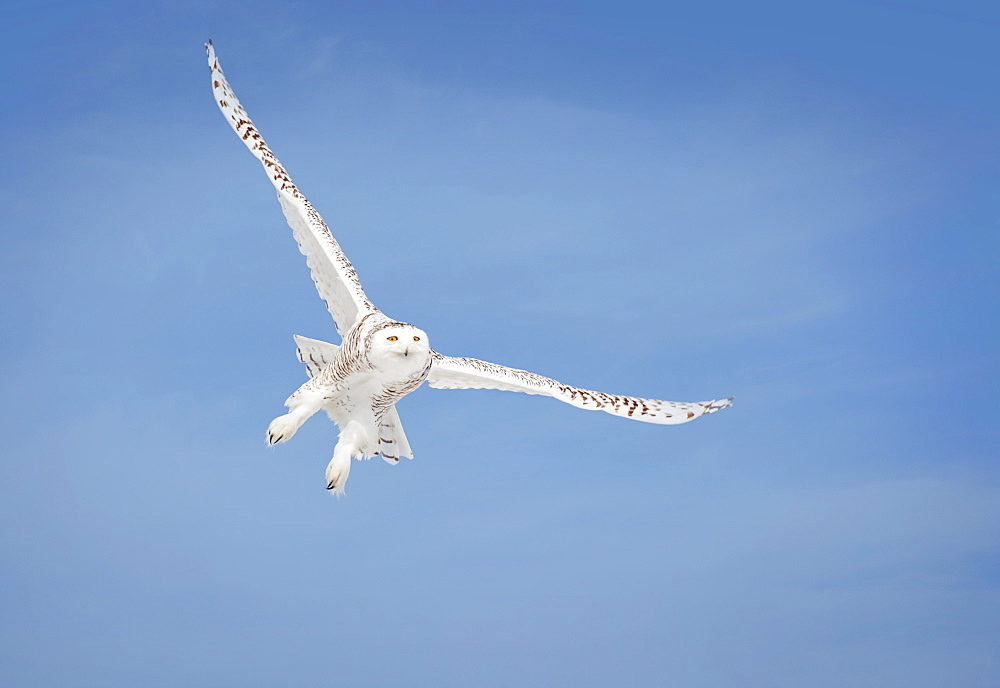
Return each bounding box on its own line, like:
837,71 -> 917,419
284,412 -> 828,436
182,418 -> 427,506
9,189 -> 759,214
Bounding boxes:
207,41 -> 376,336
292,334 -> 340,378
427,351 -> 732,425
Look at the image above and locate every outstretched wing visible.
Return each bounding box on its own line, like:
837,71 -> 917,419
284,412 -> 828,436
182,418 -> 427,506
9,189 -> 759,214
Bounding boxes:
427,351 -> 732,425
207,41 -> 377,336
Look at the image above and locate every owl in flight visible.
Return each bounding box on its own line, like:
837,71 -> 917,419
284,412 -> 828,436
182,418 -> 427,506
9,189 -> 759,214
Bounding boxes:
207,42 -> 732,495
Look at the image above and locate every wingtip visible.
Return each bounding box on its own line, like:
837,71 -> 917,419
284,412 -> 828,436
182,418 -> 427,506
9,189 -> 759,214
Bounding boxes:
701,397 -> 734,415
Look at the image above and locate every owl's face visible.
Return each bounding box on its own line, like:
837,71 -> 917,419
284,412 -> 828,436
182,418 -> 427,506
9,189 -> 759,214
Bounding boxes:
370,323 -> 430,361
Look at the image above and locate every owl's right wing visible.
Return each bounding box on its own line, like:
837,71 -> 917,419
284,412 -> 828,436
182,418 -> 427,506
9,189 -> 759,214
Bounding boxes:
427,351 -> 732,425
207,42 -> 378,337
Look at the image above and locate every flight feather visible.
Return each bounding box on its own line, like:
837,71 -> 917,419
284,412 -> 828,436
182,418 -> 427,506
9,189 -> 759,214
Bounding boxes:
207,41 -> 376,336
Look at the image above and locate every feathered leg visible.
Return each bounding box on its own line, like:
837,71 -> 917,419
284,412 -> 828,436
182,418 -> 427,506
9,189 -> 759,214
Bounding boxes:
266,382 -> 328,445
325,419 -> 368,496
325,442 -> 352,497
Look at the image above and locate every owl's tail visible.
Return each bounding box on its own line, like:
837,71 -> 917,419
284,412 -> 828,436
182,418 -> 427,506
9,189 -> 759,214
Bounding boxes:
377,406 -> 413,465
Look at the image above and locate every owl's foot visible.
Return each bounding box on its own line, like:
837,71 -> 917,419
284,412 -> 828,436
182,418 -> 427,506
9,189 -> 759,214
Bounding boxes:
266,413 -> 302,445
325,452 -> 351,497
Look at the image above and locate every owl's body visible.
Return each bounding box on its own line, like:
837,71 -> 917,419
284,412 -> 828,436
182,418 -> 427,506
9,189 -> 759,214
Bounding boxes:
266,313 -> 430,493
208,42 -> 732,495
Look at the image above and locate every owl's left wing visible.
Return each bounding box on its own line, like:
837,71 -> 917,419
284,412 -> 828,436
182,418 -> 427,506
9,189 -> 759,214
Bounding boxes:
207,42 -> 377,337
427,351 -> 732,425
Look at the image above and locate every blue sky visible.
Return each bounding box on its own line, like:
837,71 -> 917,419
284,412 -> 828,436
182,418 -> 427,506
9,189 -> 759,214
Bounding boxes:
1,1 -> 998,686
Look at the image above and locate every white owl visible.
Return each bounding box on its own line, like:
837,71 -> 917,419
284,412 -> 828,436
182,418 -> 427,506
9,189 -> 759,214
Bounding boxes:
207,42 -> 732,495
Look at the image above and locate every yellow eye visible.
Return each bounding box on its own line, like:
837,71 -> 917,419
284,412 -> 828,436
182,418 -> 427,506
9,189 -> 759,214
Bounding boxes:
413,336 -> 421,342
387,336 -> 398,341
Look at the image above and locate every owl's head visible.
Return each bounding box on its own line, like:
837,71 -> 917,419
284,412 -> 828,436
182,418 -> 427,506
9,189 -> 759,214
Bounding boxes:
369,322 -> 430,361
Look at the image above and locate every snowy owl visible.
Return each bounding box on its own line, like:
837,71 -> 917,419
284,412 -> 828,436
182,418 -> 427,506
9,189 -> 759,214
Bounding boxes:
207,42 -> 732,495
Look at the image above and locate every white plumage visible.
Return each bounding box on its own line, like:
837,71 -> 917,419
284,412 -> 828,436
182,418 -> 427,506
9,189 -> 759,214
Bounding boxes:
207,42 -> 732,495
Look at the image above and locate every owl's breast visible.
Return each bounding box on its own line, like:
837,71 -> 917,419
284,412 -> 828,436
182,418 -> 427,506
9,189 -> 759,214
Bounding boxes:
371,348 -> 432,387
